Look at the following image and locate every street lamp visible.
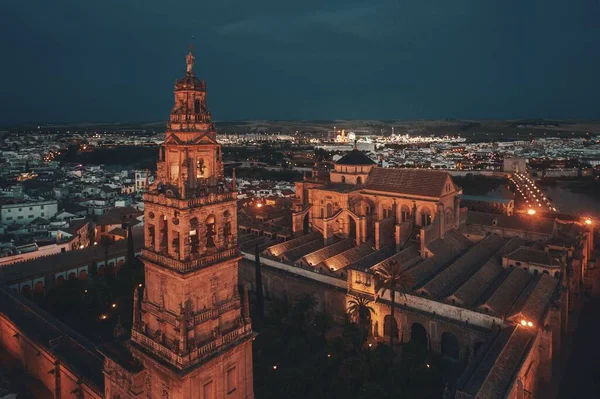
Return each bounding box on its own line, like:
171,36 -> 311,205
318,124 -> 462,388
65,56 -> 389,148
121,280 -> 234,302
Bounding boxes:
527,209 -> 536,215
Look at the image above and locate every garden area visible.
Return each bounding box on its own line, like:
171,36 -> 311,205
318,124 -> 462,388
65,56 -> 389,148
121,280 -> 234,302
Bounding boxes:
250,293 -> 448,399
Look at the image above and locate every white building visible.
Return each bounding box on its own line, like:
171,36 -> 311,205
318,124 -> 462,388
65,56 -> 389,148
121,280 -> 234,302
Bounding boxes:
134,170 -> 150,192
0,200 -> 58,225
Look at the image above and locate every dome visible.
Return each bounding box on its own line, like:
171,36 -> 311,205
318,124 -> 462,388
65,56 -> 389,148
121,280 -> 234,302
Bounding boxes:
336,149 -> 376,165
175,74 -> 206,91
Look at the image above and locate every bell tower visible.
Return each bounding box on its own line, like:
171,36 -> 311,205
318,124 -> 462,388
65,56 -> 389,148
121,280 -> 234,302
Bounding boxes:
105,50 -> 254,399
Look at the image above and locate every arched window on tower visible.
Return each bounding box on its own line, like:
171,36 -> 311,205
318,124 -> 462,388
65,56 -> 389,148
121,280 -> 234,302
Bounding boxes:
196,158 -> 205,179
205,215 -> 216,248
194,99 -> 201,114
189,217 -> 199,254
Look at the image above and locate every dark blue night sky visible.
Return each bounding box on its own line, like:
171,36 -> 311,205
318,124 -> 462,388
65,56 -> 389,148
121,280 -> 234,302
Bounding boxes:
1,0 -> 599,123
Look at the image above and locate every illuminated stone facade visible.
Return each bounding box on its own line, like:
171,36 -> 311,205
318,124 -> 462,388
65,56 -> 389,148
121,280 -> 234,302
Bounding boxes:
104,51 -> 254,399
240,153 -> 592,398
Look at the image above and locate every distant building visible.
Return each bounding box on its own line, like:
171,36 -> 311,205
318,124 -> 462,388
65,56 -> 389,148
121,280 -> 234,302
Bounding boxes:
0,200 -> 58,225
134,170 -> 149,192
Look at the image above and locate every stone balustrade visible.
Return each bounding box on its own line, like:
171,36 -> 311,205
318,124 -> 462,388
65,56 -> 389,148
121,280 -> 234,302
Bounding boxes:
132,324 -> 252,369
142,247 -> 239,273
143,191 -> 235,209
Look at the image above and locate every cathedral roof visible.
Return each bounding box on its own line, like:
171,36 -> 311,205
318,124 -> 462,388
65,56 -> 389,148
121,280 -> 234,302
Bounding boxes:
363,168 -> 453,197
335,149 -> 376,165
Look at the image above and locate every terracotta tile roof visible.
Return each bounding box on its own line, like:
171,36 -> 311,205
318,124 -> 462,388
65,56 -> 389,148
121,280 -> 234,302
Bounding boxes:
421,234 -> 507,299
264,232 -> 321,258
282,239 -> 326,263
363,168 -> 454,198
506,246 -> 560,267
508,273 -> 558,324
477,267 -> 532,317
409,232 -> 474,288
450,237 -> 524,307
370,243 -> 421,273
466,211 -> 555,235
320,242 -> 375,272
300,238 -> 354,267
458,326 -> 534,399
346,246 -> 397,271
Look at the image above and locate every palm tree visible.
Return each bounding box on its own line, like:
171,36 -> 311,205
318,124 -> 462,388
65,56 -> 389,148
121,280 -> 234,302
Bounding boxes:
347,294 -> 375,349
373,260 -> 415,347
292,293 -> 318,329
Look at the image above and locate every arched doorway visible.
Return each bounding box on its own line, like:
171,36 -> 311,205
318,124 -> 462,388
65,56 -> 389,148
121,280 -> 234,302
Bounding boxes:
411,322 -> 427,347
383,315 -> 399,340
441,332 -> 460,360
303,214 -> 309,233
349,216 -> 357,242
356,176 -> 362,185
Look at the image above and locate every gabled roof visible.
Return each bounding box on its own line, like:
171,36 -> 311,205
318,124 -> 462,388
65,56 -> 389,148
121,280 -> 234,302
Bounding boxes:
505,246 -> 560,267
466,211 -> 555,236
363,168 -> 455,198
335,149 -> 376,165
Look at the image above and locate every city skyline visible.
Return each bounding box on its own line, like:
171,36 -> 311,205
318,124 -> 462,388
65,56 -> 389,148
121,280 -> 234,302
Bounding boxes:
2,1 -> 600,124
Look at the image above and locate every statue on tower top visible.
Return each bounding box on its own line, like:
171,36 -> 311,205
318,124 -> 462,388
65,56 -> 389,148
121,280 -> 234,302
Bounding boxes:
186,49 -> 195,74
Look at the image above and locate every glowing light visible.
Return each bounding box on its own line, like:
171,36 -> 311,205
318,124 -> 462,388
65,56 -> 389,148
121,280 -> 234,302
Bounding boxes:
100,314 -> 108,320
139,283 -> 143,287
368,343 -> 373,348
272,365 -> 278,370
84,290 -> 88,293
327,354 -> 331,358
256,203 -> 263,208
112,303 -> 117,308
527,209 -> 536,215
426,364 -> 430,368
585,218 -> 592,226
521,320 -> 527,326
93,242 -> 98,246
527,321 -> 533,327
79,245 -> 84,249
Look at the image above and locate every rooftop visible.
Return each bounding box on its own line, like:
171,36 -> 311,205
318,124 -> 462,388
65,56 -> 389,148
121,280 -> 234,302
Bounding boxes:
335,149 -> 376,165
362,168 -> 455,198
